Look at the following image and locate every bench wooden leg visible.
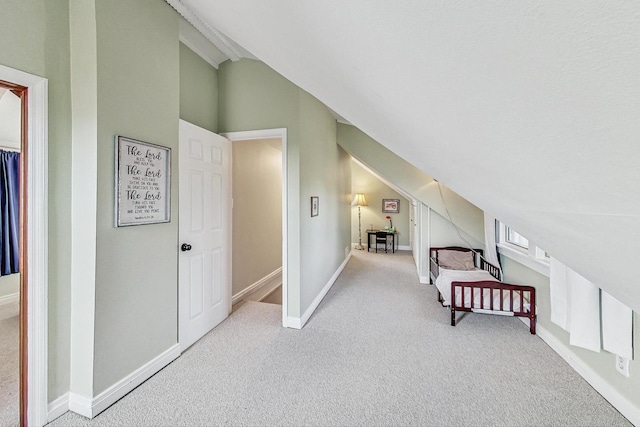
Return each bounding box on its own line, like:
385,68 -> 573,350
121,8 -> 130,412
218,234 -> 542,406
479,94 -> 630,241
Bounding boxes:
451,307 -> 456,326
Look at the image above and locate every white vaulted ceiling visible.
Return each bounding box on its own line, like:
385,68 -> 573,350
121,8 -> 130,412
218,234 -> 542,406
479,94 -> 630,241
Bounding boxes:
172,1 -> 640,309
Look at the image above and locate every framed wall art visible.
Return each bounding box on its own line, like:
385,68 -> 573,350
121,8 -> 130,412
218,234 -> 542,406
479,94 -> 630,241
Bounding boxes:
382,198 -> 400,214
115,135 -> 171,227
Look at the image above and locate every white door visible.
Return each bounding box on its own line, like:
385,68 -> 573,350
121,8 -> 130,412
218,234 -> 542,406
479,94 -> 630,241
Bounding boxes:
179,120 -> 231,351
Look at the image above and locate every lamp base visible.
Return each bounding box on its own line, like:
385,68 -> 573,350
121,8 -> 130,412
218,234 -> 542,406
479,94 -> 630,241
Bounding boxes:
355,244 -> 365,250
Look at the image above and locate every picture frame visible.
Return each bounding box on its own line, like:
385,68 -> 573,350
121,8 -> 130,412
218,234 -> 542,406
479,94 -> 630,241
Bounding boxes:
382,198 -> 400,214
115,135 -> 171,227
311,196 -> 319,217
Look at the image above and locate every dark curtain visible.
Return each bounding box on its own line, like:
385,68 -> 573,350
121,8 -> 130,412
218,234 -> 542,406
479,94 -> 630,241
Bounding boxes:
0,150 -> 20,275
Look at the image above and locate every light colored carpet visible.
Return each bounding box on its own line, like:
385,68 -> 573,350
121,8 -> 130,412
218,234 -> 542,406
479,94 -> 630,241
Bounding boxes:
0,300 -> 19,427
48,250 -> 630,426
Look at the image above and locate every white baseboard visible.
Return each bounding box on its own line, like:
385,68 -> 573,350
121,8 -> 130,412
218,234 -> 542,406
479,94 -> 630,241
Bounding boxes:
47,392 -> 69,423
419,275 -> 430,284
69,343 -> 181,419
232,267 -> 282,305
352,242 -> 411,252
286,253 -> 352,330
259,283 -> 281,301
284,316 -> 301,329
534,322 -> 639,425
68,393 -> 92,419
0,292 -> 19,306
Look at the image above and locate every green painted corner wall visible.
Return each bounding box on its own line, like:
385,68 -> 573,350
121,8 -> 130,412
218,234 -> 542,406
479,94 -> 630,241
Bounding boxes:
351,161 -> 410,247
218,59 -> 303,316
501,256 -> 640,415
298,90 -> 351,314
179,42 -> 218,133
219,59 -> 351,319
0,0 -> 73,401
218,59 -> 300,133
337,123 -> 485,245
93,0 -> 180,395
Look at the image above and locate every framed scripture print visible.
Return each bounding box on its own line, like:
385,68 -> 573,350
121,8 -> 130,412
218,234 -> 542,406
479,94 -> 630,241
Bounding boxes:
115,135 -> 171,226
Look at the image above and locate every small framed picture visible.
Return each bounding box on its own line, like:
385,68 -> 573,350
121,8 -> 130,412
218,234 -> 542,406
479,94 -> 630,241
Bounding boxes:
382,199 -> 400,214
311,196 -> 319,217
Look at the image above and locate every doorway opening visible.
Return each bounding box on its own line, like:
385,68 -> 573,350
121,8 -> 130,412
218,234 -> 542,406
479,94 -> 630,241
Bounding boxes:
223,129 -> 287,325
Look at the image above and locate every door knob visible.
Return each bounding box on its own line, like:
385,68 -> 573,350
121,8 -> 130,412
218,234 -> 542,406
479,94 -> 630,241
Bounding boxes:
181,243 -> 192,252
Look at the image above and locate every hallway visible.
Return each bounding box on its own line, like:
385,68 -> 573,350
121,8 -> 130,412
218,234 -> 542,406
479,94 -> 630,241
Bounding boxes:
49,250 -> 629,426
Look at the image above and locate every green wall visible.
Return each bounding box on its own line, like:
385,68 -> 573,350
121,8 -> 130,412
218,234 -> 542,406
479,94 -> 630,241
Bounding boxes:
298,90 -> 351,314
351,161 -> 410,247
429,209 -> 483,249
337,123 -> 484,244
501,255 -> 640,416
219,59 -> 302,315
179,42 -> 218,133
2,1 -> 637,420
0,0 -> 73,401
92,0 -> 180,395
219,59 -> 351,319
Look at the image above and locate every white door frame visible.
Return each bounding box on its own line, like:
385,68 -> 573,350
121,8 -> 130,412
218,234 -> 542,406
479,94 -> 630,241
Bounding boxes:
221,128 -> 288,327
410,199 -> 422,279
0,65 -> 49,426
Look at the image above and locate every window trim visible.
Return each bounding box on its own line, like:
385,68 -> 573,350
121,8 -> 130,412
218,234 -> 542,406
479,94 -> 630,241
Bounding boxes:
497,222 -> 550,277
505,227 -> 529,249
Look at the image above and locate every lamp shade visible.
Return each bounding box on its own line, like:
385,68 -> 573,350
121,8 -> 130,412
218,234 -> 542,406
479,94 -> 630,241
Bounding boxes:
352,193 -> 368,206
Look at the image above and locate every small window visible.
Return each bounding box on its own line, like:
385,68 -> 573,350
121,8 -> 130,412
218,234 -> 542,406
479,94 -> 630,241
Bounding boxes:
506,227 -> 529,249
497,221 -> 550,276
535,247 -> 550,260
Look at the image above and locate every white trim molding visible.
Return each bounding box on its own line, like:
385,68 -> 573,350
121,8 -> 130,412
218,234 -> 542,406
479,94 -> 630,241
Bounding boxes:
221,128 -> 289,329
69,344 -> 180,419
232,267 -> 282,305
285,253 -> 352,329
165,0 -> 255,62
0,291 -> 19,306
68,393 -> 92,419
498,244 -> 550,277
351,243 -> 412,252
533,321 -> 640,426
47,393 -> 69,423
0,64 -> 49,427
177,16 -> 228,69
27,71 -> 49,427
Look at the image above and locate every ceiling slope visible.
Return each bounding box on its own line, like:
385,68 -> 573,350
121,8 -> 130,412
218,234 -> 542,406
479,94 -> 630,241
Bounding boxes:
181,0 -> 640,309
